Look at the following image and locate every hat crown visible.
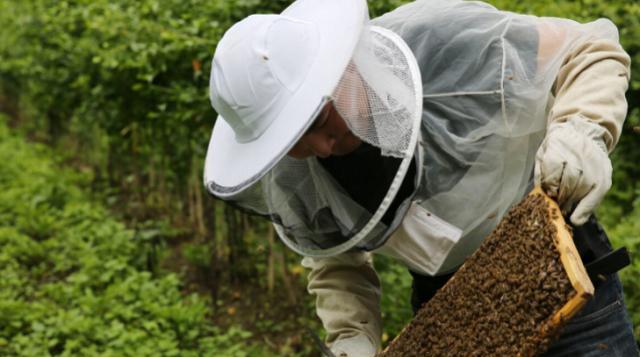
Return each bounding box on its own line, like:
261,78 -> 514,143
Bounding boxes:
210,15 -> 319,143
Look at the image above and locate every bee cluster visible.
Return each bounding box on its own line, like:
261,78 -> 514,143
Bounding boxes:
381,193 -> 575,357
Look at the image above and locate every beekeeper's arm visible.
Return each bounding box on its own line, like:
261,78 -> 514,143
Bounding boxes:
302,251 -> 381,356
535,22 -> 631,225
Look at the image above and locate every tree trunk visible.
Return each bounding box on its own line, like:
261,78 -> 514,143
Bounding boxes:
277,247 -> 297,305
208,199 -> 219,310
267,224 -> 276,293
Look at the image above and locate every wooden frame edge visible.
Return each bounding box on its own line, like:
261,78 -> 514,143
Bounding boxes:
531,187 -> 594,327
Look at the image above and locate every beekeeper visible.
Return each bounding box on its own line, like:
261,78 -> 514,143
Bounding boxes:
204,0 -> 636,355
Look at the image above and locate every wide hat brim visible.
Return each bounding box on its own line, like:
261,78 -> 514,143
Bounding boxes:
204,0 -> 367,197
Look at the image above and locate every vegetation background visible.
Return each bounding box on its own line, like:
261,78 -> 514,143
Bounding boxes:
0,0 -> 638,356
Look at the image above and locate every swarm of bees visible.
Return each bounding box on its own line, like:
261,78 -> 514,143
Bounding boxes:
381,193 -> 575,357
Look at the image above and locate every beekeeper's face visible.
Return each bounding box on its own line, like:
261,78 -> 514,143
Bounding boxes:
288,63 -> 368,160
287,101 -> 363,159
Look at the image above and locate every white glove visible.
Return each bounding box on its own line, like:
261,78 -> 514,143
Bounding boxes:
330,334 -> 377,357
534,116 -> 612,226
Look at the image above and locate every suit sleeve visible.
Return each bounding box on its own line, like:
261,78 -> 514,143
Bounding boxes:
544,28 -> 631,151
302,251 -> 383,350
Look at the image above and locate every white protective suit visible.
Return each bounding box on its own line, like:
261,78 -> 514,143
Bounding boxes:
301,0 -> 631,353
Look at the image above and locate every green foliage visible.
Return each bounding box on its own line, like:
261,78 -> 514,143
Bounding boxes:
0,0 -> 298,223
375,256 -> 413,345
183,241 -> 213,271
0,115 -> 267,356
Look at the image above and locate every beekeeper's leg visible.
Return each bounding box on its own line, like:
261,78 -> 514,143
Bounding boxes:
302,251 -> 382,357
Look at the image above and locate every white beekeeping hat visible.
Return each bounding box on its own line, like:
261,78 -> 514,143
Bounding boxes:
205,0 -> 422,256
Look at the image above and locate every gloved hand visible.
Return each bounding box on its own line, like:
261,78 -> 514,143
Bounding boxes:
330,334 -> 377,357
534,116 -> 612,226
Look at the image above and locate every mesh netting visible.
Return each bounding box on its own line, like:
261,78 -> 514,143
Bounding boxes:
368,0 -> 623,274
332,28 -> 416,158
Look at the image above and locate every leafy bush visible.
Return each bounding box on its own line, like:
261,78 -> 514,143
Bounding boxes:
0,115 -> 267,356
375,256 -> 413,345
0,0 -> 296,210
